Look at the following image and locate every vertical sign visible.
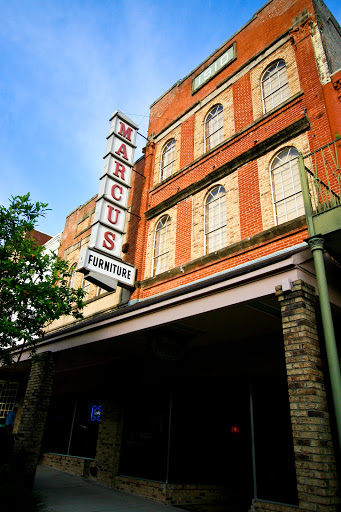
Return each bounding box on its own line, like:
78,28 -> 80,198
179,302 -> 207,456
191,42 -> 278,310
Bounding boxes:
77,111 -> 138,290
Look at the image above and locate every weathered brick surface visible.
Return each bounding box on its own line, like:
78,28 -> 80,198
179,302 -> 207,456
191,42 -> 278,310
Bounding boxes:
252,500 -> 299,512
276,281 -> 339,512
115,476 -> 227,505
13,352 -> 55,480
40,453 -> 91,477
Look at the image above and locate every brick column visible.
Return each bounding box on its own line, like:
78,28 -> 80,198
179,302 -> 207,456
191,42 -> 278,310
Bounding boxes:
91,399 -> 123,487
276,280 -> 339,511
13,351 -> 55,484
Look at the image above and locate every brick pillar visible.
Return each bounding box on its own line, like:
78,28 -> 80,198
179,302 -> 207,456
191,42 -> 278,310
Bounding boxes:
13,351 -> 55,483
276,280 -> 339,511
91,399 -> 123,487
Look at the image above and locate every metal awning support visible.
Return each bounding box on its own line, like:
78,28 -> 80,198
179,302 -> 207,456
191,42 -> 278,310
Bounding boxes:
298,153 -> 341,451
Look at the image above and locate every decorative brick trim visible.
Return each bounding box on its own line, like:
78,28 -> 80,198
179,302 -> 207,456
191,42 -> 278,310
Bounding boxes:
276,281 -> 340,511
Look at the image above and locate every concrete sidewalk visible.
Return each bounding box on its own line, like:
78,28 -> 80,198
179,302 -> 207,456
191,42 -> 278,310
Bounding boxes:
34,465 -> 188,512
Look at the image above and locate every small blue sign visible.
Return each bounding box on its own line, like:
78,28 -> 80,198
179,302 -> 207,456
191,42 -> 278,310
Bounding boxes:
91,405 -> 102,422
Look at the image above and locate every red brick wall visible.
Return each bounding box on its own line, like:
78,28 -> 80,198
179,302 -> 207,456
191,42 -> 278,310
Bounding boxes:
137,225 -> 308,300
238,160 -> 263,239
233,72 -> 253,132
175,197 -> 192,266
26,230 -> 52,245
148,0 -> 316,137
58,196 -> 96,259
291,18 -> 333,150
180,115 -> 195,168
149,95 -> 306,211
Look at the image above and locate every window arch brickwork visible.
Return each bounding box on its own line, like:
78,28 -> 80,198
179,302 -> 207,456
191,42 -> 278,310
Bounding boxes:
261,60 -> 290,113
257,133 -> 310,230
204,104 -> 224,152
270,146 -> 304,224
153,126 -> 181,187
194,88 -> 234,160
160,139 -> 176,182
204,185 -> 227,254
250,43 -> 300,121
145,206 -> 177,279
152,215 -> 172,276
192,174 -> 240,260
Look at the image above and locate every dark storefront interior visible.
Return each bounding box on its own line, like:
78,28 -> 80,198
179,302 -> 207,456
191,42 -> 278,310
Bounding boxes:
119,377 -> 297,506
43,298 -> 299,507
44,397 -> 101,459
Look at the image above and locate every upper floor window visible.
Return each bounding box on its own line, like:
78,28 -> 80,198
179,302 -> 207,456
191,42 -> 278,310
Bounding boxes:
160,139 -> 176,182
153,215 -> 171,276
204,185 -> 227,254
262,60 -> 290,113
271,147 -> 304,225
205,104 -> 224,151
96,286 -> 105,296
67,263 -> 77,289
81,274 -> 90,295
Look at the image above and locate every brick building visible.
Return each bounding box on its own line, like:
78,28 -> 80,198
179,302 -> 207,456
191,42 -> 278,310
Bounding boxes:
3,0 -> 341,510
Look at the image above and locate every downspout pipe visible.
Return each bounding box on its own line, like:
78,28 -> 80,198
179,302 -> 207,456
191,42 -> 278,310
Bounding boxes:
308,236 -> 341,452
298,153 -> 341,451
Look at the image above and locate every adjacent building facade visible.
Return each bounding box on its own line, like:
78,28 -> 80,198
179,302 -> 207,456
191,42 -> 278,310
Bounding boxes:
2,0 -> 341,510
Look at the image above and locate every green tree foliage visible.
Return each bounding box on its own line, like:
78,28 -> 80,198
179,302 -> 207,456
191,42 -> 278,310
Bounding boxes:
0,194 -> 85,366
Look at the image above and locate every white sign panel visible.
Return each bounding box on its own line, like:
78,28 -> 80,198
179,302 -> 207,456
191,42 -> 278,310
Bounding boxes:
93,198 -> 126,233
78,110 -> 138,291
102,156 -> 133,187
108,110 -> 138,146
89,222 -> 124,258
105,136 -> 135,166
78,247 -> 135,288
97,175 -> 130,210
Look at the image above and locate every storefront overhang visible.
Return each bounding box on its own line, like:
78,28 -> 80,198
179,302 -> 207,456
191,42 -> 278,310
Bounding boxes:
13,244 -> 341,362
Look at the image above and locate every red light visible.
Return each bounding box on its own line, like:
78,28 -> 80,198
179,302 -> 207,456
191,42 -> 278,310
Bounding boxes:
230,425 -> 240,434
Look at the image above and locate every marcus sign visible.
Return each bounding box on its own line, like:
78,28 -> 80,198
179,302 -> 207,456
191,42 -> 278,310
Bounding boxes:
77,111 -> 137,291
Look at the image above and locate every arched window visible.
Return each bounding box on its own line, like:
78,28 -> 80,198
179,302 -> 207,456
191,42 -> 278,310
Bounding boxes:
153,215 -> 171,276
205,104 -> 224,151
160,139 -> 176,182
81,274 -> 90,295
271,147 -> 304,225
204,185 -> 227,254
262,60 -> 290,113
67,263 -> 77,289
96,286 -> 105,296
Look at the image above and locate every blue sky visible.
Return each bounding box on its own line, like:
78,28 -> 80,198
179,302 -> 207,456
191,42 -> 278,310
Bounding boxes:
1,0 -> 341,236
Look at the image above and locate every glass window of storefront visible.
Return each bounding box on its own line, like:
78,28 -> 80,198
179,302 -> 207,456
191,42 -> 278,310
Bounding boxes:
44,397 -> 101,459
